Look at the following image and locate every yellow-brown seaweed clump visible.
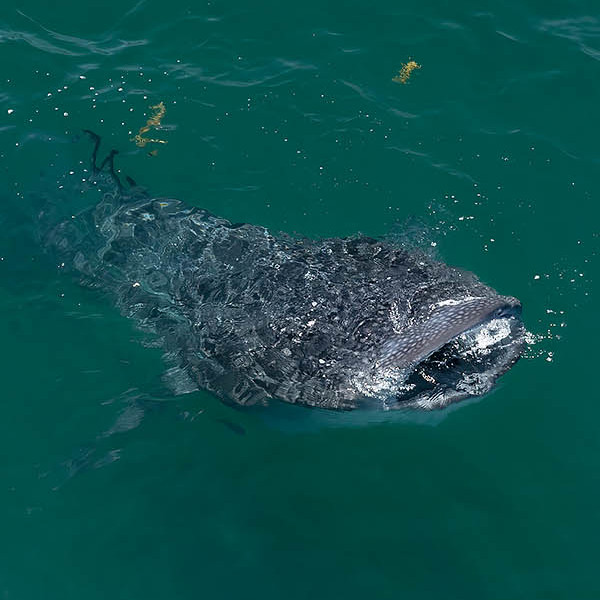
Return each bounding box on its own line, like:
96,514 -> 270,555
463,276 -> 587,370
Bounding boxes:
132,102 -> 168,148
392,61 -> 421,84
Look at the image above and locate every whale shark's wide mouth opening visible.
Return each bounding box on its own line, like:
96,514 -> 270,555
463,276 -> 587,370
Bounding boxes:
395,309 -> 524,409
378,295 -> 522,370
368,295 -> 525,410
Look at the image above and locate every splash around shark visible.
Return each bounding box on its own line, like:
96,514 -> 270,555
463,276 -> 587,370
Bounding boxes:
41,132 -> 525,411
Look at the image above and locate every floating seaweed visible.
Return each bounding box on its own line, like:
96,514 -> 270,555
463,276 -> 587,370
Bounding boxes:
392,60 -> 421,84
132,102 -> 168,148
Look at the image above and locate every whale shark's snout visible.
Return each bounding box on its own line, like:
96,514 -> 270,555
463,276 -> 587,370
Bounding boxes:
379,295 -> 522,370
372,294 -> 524,409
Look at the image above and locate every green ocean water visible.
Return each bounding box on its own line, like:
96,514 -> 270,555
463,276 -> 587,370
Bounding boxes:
1,0 -> 598,598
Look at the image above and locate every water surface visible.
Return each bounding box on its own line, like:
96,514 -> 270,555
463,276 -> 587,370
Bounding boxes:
1,1 -> 598,598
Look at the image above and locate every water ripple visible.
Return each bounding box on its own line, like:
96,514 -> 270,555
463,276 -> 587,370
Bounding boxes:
538,16 -> 600,60
1,10 -> 149,56
162,57 -> 317,88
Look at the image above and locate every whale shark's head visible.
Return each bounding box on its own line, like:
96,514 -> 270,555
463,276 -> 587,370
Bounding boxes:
360,293 -> 525,410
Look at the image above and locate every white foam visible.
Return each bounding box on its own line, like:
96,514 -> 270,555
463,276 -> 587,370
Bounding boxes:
467,317 -> 513,351
435,295 -> 482,308
350,364 -> 411,405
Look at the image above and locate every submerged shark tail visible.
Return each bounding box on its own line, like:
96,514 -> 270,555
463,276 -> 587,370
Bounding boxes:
82,129 -> 122,191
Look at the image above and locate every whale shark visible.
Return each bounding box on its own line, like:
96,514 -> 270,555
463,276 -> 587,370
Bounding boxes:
40,132 -> 525,410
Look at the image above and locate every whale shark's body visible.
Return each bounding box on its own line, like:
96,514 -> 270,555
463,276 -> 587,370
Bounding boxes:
41,134 -> 525,410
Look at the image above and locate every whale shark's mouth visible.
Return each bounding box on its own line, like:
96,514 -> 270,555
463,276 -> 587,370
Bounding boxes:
369,296 -> 525,409
398,313 -> 524,409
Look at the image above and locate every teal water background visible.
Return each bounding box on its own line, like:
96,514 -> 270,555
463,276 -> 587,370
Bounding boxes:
1,1 -> 598,598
